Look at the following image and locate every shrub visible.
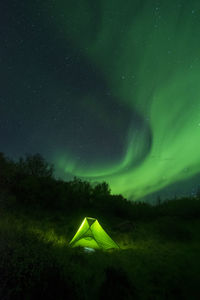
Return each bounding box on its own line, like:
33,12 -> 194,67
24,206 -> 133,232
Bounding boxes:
155,216 -> 192,242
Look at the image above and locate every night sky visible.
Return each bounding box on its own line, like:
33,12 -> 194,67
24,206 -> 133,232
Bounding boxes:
1,0 -> 200,201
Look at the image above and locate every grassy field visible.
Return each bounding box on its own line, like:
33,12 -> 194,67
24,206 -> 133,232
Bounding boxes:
0,153 -> 200,299
1,206 -> 200,300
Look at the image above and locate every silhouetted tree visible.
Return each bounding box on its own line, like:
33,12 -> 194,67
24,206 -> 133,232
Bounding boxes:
17,153 -> 54,178
0,152 -> 16,190
93,182 -> 111,197
156,195 -> 162,205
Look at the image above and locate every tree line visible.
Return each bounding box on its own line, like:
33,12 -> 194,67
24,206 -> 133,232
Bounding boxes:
0,152 -> 200,220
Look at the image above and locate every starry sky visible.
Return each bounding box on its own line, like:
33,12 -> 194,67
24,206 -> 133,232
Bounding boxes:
1,0 -> 200,201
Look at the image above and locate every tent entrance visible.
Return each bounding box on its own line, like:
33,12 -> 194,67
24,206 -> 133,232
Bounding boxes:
74,237 -> 100,249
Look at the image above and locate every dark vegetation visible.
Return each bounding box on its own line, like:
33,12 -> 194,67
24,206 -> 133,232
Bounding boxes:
0,152 -> 200,299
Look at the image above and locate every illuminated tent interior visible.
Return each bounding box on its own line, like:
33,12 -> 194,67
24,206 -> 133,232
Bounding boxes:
69,217 -> 119,250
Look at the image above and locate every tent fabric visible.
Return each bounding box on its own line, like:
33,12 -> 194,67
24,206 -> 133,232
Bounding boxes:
69,217 -> 119,250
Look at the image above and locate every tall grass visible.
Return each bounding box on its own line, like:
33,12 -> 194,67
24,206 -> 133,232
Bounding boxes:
1,203 -> 200,300
1,152 -> 200,298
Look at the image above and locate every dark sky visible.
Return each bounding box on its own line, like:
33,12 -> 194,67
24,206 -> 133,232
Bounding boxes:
1,0 -> 200,201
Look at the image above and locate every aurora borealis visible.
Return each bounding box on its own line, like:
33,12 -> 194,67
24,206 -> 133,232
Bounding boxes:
1,0 -> 200,200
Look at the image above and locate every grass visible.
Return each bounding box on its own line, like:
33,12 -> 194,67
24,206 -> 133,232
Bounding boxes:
1,206 -> 200,300
1,152 -> 200,298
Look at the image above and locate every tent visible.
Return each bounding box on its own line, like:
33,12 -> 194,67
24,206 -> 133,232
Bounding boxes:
69,217 -> 119,250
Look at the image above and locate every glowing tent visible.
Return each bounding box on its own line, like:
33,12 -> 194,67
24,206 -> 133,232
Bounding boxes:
69,217 -> 119,250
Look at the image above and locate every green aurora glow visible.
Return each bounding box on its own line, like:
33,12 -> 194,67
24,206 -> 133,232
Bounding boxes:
46,1 -> 200,200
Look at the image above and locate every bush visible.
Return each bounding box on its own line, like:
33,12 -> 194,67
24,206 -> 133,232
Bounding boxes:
155,216 -> 192,242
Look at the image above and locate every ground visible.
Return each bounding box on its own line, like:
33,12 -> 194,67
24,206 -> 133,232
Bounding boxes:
1,207 -> 200,299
